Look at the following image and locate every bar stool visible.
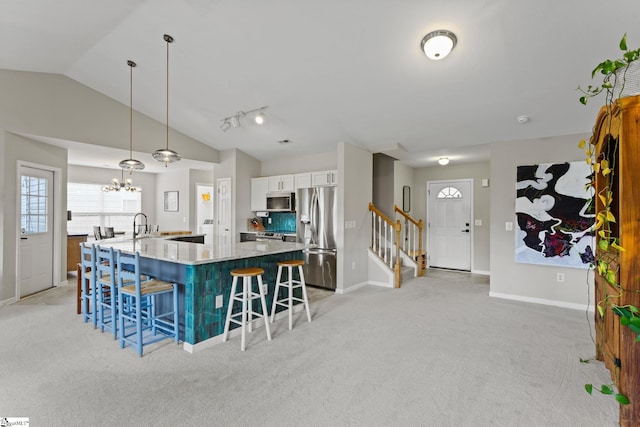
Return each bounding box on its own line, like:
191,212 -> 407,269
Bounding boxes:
270,260 -> 311,330
80,243 -> 98,327
116,250 -> 179,357
223,267 -> 272,351
96,245 -> 117,339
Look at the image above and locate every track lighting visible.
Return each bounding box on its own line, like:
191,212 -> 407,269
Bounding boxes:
220,106 -> 268,132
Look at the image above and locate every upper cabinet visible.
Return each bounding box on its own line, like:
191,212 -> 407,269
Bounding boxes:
294,173 -> 312,189
250,177 -> 269,211
268,174 -> 295,193
311,170 -> 338,187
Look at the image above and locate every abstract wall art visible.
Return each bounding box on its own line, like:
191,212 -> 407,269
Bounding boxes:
515,161 -> 594,268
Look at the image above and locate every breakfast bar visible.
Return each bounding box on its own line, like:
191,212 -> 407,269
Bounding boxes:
97,237 -> 307,351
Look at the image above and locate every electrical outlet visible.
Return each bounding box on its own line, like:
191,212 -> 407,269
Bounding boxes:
215,294 -> 223,308
262,284 -> 268,294
556,273 -> 565,283
268,218 -> 272,224
351,261 -> 356,270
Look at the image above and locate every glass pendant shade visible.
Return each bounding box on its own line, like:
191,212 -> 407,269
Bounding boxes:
120,60 -> 145,173
152,148 -> 181,166
154,34 -> 181,166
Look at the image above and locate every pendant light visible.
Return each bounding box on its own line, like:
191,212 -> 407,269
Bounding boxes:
152,34 -> 181,166
103,169 -> 138,192
119,60 -> 145,173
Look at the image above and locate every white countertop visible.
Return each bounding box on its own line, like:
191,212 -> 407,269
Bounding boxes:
96,236 -> 308,265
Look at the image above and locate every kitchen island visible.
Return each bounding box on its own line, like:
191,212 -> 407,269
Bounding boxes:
96,237 -> 307,352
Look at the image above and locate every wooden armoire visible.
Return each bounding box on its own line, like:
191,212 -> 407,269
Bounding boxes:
592,94 -> 640,426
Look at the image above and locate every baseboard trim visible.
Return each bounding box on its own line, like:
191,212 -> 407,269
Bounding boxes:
336,281 -> 369,294
471,269 -> 490,276
0,297 -> 17,307
183,305 -> 305,353
367,280 -> 394,289
489,291 -> 593,312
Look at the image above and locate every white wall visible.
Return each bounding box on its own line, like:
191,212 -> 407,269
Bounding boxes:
0,68 -> 219,302
68,165 -> 157,231
413,161 -> 491,273
338,142 -> 373,292
261,151 -> 337,176
2,133 -> 67,302
156,170 -> 190,232
394,162 -> 414,215
489,133 -> 593,309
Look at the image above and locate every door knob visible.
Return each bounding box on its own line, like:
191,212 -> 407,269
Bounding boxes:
462,229 -> 470,233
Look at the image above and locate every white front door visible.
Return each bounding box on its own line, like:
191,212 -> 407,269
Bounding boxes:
216,178 -> 232,239
427,179 -> 472,271
19,166 -> 54,297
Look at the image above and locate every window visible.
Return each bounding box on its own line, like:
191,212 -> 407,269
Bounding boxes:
21,175 -> 48,234
437,186 -> 462,199
67,182 -> 141,235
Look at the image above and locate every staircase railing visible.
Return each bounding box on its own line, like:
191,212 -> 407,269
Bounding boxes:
368,202 -> 401,288
394,204 -> 425,277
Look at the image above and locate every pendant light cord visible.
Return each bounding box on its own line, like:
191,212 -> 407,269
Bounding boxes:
166,35 -> 170,151
130,61 -> 134,157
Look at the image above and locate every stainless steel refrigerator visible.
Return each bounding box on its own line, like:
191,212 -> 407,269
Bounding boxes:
296,186 -> 337,289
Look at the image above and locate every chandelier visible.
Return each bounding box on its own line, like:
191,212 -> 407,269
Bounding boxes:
103,170 -> 138,192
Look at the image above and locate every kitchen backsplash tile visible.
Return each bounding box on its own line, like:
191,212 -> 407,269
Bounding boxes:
265,212 -> 296,232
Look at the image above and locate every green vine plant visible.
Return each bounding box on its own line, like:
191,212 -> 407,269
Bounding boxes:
576,33 -> 640,407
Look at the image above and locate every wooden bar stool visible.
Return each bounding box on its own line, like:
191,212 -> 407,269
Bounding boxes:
223,267 -> 272,351
96,245 -> 117,339
116,250 -> 179,357
270,260 -> 311,330
80,243 -> 98,327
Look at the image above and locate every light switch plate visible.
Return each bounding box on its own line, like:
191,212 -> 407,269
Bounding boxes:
215,295 -> 223,308
474,219 -> 482,226
505,222 -> 513,231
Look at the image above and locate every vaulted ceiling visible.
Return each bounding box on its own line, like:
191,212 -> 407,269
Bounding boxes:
3,0 -> 639,169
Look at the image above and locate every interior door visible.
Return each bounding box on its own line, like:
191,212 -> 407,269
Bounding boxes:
19,166 -> 54,297
216,177 -> 232,239
427,179 -> 472,271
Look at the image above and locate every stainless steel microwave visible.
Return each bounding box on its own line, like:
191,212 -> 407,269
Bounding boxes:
266,192 -> 295,212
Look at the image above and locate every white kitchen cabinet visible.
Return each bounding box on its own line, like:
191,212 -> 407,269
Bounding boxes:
268,174 -> 295,193
294,173 -> 312,189
311,170 -> 338,187
250,177 -> 269,211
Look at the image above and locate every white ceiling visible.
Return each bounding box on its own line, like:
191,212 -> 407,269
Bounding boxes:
3,0 -> 639,170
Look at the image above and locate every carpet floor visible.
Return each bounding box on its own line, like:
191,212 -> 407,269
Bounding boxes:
0,270 -> 618,426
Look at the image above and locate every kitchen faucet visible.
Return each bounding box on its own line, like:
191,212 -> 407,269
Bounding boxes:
133,212 -> 148,238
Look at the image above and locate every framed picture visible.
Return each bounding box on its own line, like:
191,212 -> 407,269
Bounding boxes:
403,185 -> 411,212
164,191 -> 179,212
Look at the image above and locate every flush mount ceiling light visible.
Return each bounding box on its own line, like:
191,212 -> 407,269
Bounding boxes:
119,60 -> 145,173
421,30 -> 457,60
438,157 -> 450,165
103,169 -> 138,192
220,106 -> 268,132
152,34 -> 181,167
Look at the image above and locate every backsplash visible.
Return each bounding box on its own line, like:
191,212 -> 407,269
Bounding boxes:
264,212 -> 296,232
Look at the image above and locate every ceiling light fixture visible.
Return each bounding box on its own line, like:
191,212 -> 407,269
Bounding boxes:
103,169 -> 138,192
119,60 -> 145,174
438,157 -> 450,166
421,30 -> 457,60
220,119 -> 231,132
152,34 -> 181,167
220,106 -> 268,132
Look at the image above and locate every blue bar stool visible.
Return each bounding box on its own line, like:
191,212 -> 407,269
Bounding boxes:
116,250 -> 179,357
80,243 -> 98,327
270,260 -> 311,330
223,267 -> 272,351
96,245 -> 117,339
